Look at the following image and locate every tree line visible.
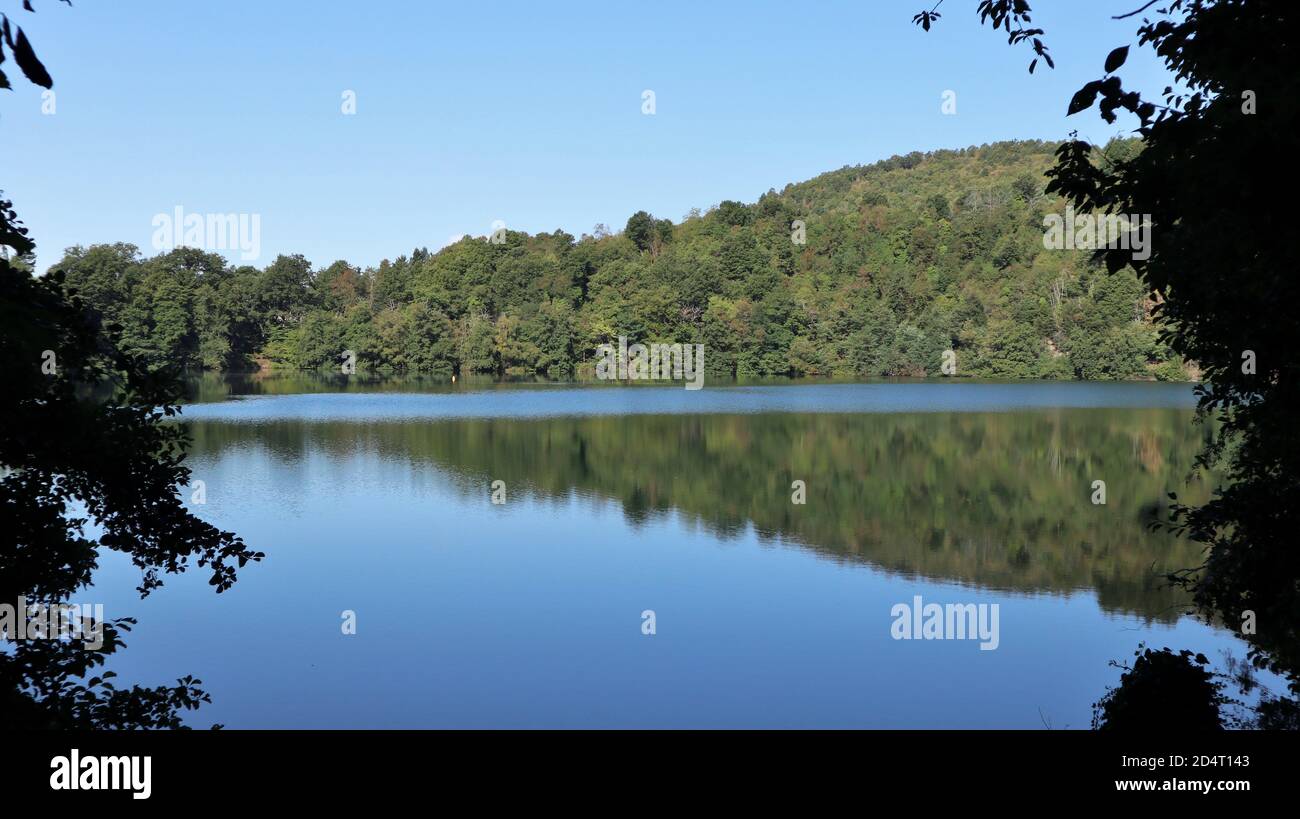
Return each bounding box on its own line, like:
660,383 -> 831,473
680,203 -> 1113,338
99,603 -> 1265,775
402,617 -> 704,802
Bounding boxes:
53,138 -> 1186,382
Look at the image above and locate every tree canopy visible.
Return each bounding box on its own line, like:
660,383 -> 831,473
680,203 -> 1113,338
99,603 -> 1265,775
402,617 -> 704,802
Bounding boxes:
1,0 -> 262,728
56,139 -> 1184,384
916,0 -> 1300,724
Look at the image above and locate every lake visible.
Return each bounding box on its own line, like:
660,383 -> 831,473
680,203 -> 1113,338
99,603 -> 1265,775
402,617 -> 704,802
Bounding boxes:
87,376 -> 1260,728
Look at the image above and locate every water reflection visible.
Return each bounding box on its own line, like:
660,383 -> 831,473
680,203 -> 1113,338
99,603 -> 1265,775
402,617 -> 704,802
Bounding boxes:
185,407 -> 1211,622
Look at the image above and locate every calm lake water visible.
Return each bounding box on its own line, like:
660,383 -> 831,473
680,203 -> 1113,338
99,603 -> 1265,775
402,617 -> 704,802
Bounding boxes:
87,376 -> 1263,728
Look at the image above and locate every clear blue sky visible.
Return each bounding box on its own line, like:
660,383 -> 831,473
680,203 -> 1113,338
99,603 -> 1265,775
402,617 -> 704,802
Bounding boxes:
1,0 -> 1174,272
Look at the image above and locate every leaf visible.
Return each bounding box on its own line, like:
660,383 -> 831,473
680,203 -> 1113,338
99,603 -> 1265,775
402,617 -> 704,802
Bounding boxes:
912,10 -> 941,31
1104,45 -> 1129,73
1066,81 -> 1101,116
12,27 -> 52,88
1029,58 -> 1037,74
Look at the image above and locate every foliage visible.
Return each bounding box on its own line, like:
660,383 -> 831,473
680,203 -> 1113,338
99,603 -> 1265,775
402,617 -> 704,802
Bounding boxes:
1,2 -> 261,727
916,0 -> 1300,715
56,141 -> 1184,383
1092,645 -> 1229,731
0,258 -> 263,727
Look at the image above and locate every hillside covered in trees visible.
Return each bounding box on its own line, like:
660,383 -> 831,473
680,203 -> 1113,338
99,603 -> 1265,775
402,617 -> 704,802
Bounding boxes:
53,139 -> 1185,381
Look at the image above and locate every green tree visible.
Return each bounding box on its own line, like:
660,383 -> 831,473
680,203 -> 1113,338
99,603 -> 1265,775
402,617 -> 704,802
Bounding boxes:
914,0 -> 1300,711
1,257 -> 263,726
625,210 -> 656,253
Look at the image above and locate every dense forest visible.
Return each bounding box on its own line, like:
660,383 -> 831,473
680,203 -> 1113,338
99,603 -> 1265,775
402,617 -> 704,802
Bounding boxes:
51,138 -> 1185,381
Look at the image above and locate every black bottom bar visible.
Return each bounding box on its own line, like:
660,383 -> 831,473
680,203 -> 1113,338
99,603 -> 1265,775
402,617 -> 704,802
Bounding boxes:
1,729 -> 1288,805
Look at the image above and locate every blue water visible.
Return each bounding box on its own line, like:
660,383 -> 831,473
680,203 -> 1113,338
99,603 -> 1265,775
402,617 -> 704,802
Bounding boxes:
177,380 -> 1198,422
83,380 -> 1271,728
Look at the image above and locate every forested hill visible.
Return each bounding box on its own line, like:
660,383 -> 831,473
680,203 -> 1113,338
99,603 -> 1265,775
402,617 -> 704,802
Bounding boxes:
53,138 -> 1185,381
